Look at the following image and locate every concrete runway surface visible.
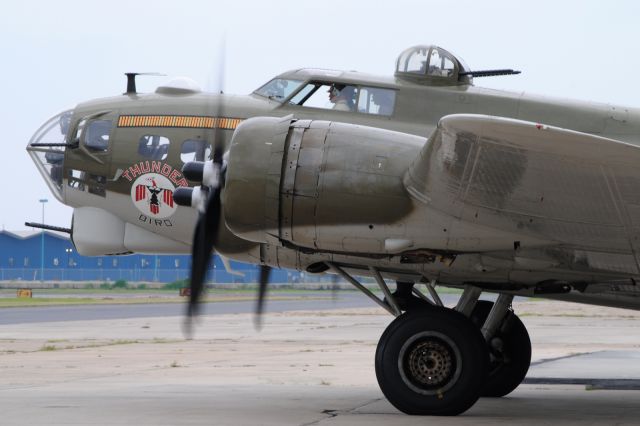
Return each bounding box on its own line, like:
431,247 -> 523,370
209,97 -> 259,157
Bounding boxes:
2,299 -> 640,425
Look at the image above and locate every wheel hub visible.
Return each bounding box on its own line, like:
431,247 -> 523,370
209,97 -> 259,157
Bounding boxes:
398,332 -> 461,395
407,340 -> 453,387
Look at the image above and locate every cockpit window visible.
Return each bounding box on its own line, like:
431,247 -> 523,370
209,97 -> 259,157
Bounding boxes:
254,78 -> 303,101
357,87 -> 395,116
291,81 -> 395,116
84,119 -> 112,152
290,82 -> 358,111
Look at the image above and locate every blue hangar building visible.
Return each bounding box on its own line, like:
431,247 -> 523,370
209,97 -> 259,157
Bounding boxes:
0,230 -> 298,283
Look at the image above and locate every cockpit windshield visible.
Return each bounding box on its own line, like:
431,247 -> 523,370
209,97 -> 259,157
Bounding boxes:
254,78 -> 303,102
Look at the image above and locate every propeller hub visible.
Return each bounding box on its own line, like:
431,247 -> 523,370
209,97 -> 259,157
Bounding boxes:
183,160 -> 221,189
203,161 -> 221,188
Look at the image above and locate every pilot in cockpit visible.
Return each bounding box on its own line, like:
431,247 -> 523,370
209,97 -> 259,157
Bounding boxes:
328,84 -> 355,111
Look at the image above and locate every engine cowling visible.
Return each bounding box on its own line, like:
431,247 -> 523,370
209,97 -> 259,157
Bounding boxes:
224,116 -> 425,254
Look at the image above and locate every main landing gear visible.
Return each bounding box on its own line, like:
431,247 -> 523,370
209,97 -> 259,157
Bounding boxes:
325,263 -> 531,416
471,299 -> 531,398
376,307 -> 488,415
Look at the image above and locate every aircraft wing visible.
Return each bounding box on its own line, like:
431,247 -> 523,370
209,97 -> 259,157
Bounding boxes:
404,114 -> 640,253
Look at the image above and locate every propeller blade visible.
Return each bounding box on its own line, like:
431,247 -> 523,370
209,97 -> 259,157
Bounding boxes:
210,36 -> 226,168
183,211 -> 206,339
253,265 -> 272,330
187,215 -> 206,318
183,37 -> 227,335
186,185 -> 221,318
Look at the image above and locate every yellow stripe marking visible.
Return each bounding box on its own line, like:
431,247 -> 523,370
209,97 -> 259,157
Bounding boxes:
117,115 -> 245,129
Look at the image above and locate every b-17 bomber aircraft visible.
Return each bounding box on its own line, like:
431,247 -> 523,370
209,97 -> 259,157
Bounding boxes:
27,45 -> 640,415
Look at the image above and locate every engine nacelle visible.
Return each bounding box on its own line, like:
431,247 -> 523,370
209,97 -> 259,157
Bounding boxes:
224,116 -> 425,253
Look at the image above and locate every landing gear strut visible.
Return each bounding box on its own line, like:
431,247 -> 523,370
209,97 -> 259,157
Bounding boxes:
471,300 -> 531,397
390,281 -> 433,311
324,263 -> 531,415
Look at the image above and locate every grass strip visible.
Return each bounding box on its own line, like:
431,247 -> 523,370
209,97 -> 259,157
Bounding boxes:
0,295 -> 330,308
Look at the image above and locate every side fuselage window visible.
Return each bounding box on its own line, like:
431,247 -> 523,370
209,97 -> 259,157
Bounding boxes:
67,169 -> 86,191
84,119 -> 112,152
181,139 -> 211,163
138,135 -> 170,160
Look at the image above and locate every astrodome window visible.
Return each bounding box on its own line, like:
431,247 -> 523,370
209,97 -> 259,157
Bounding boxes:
254,78 -> 304,101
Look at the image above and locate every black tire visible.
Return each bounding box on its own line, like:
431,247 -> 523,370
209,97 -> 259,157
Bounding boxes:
375,307 -> 488,416
470,300 -> 531,398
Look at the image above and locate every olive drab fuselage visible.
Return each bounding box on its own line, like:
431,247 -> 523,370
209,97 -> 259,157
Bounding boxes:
28,45 -> 640,308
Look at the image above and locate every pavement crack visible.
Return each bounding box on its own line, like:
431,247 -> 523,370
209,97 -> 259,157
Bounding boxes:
346,398 -> 382,413
298,409 -> 337,426
299,398 -> 384,425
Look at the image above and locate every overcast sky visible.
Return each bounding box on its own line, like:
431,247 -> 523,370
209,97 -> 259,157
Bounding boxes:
1,0 -> 638,231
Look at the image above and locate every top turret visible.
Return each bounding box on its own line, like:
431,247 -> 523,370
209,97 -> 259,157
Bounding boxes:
395,45 -> 472,86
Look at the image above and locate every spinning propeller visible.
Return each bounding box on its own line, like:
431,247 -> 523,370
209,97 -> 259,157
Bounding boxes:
173,45 -> 272,334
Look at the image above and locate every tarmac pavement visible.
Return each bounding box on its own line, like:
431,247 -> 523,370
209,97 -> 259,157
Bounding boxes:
1,300 -> 640,425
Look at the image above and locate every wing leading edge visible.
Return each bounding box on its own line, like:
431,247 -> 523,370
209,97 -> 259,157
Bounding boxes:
404,114 -> 640,255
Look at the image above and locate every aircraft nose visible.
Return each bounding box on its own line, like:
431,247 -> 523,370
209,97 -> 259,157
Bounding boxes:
26,109 -> 74,202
